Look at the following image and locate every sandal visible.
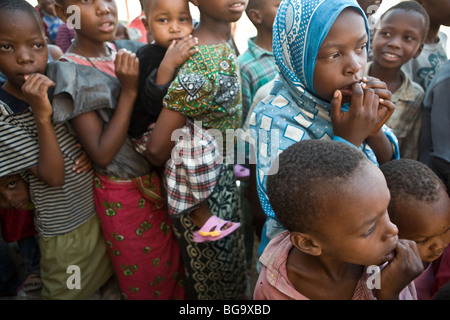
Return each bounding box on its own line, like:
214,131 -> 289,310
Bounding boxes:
23,274 -> 42,293
235,164 -> 250,180
193,215 -> 240,243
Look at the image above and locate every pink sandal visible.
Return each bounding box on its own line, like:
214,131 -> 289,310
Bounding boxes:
193,215 -> 241,243
234,164 -> 250,180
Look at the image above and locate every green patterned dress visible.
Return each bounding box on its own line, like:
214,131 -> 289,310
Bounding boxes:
163,42 -> 247,299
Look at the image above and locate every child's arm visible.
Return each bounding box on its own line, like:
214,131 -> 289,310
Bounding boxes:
330,79 -> 395,164
144,107 -> 186,167
375,239 -> 423,300
155,35 -> 198,85
21,73 -> 65,187
69,50 -> 139,168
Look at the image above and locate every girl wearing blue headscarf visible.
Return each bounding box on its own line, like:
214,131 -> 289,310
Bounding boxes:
249,0 -> 399,258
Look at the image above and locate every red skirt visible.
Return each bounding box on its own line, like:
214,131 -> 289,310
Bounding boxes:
93,172 -> 186,300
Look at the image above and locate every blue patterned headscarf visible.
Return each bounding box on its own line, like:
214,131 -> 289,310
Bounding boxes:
273,0 -> 369,96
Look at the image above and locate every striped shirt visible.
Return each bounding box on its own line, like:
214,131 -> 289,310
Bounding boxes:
0,87 -> 96,237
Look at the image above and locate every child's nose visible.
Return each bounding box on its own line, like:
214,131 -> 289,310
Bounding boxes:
96,0 -> 111,14
16,46 -> 33,64
344,52 -> 362,76
169,22 -> 180,33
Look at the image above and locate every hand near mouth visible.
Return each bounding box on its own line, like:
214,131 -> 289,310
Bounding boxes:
361,76 -> 395,135
330,81 -> 381,148
21,73 -> 55,121
375,239 -> 423,300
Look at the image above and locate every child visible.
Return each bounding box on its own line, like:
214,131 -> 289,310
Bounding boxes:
380,159 -> 450,299
133,0 -> 241,246
401,0 -> 450,91
0,175 -> 41,294
254,139 -> 423,300
366,1 -> 429,160
237,0 -> 281,291
36,0 -> 65,44
238,0 -> 280,123
0,0 -> 115,300
128,0 -> 198,152
419,58 -> 450,190
143,0 -> 248,299
249,0 -> 399,258
52,0 -> 186,300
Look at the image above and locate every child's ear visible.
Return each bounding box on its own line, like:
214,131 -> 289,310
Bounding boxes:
248,9 -> 263,25
413,43 -> 425,59
142,16 -> 149,32
290,232 -> 322,256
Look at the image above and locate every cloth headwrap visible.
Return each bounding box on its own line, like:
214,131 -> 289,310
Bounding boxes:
273,0 -> 369,96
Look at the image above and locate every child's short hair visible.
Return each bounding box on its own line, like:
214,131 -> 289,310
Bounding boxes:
380,159 -> 446,218
378,0 -> 430,42
0,0 -> 44,28
267,139 -> 368,234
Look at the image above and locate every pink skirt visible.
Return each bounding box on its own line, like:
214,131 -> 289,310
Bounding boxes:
93,172 -> 186,300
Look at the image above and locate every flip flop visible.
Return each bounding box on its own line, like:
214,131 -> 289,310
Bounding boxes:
193,215 -> 241,243
235,164 -> 250,180
23,274 -> 42,293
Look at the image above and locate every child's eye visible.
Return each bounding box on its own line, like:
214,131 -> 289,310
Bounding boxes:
7,180 -> 17,189
356,43 -> 367,52
415,238 -> 429,245
326,52 -> 340,60
0,44 -> 12,51
34,43 -> 44,49
158,18 -> 168,23
363,225 -> 376,237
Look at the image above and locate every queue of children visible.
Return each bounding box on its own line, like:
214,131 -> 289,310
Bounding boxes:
1,0 -> 449,301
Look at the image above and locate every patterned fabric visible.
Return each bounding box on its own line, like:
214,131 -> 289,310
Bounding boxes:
171,164 -> 247,299
163,42 -> 243,135
402,32 -> 448,91
164,119 -> 223,217
93,172 -> 186,300
366,62 -> 424,160
249,0 -> 400,256
238,37 -> 278,123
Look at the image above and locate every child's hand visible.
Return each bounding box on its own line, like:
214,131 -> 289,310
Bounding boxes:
330,82 -> 381,147
115,49 -> 139,93
156,35 -> 198,86
361,77 -> 395,135
72,143 -> 92,173
164,35 -> 199,70
21,73 -> 55,122
376,239 -> 423,300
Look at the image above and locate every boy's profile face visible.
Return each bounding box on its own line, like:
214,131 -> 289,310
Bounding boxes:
258,0 -> 282,31
372,9 -> 425,70
313,9 -> 368,103
312,163 -> 399,266
394,194 -> 450,265
0,10 -> 48,91
0,174 -> 30,210
144,0 -> 193,48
